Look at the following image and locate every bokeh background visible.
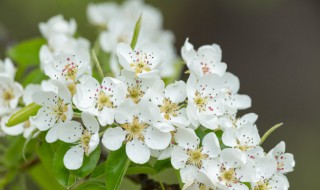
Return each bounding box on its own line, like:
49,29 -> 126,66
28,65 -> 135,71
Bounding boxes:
0,0 -> 319,189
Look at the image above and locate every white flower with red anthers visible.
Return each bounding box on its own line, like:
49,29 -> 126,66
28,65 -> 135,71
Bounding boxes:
73,75 -> 126,126
268,141 -> 295,174
250,154 -> 290,190
39,15 -> 76,39
30,80 -> 73,143
222,124 -> 264,162
57,112 -> 100,170
117,43 -> 162,78
0,76 -> 23,117
220,112 -> 258,131
203,148 -> 256,190
44,52 -> 91,84
149,80 -> 190,128
1,84 -> 41,138
0,58 -> 15,79
102,99 -> 172,164
186,73 -> 251,129
118,70 -> 161,104
171,132 -> 220,183
182,38 -> 227,78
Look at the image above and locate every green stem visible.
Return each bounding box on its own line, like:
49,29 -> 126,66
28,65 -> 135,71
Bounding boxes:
157,175 -> 165,190
259,123 -> 283,145
73,112 -> 81,118
91,49 -> 104,80
174,169 -> 183,189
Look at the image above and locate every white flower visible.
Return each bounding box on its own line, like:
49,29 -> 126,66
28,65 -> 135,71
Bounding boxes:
30,80 -> 73,143
222,124 -> 263,161
102,99 -> 172,164
186,73 -> 251,129
39,15 -> 76,39
73,75 -> 126,126
268,141 -> 295,174
149,80 -> 189,128
220,112 -> 258,130
182,171 -> 216,190
0,58 -> 15,79
118,70 -> 161,104
203,148 -> 256,190
87,2 -> 119,27
182,38 -> 227,78
117,43 -> 162,78
251,173 -> 290,190
57,112 -> 100,170
171,132 -> 220,183
0,76 -> 23,117
44,51 -> 91,83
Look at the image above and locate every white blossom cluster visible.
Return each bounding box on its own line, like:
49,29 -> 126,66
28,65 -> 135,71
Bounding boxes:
0,0 -> 295,189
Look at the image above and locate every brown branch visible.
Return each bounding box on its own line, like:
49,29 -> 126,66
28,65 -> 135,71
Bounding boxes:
19,157 -> 40,171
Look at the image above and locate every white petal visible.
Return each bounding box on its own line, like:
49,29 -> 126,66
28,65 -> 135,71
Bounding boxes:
220,148 -> 246,169
97,108 -> 114,126
46,125 -> 59,143
102,127 -> 126,151
30,107 -> 57,131
117,43 -> 135,71
171,146 -> 188,169
180,165 -> 199,183
63,145 -> 84,170
88,133 -> 100,155
144,127 -> 171,150
175,127 -> 199,149
221,128 -> 238,147
233,94 -> 251,110
58,121 -> 83,143
165,81 -> 186,103
255,155 -> 277,179
1,116 -> 24,136
269,141 -> 285,156
81,112 -> 99,133
23,84 -> 41,105
153,122 -> 175,132
115,99 -> 136,124
202,132 -> 221,157
126,139 -> 150,164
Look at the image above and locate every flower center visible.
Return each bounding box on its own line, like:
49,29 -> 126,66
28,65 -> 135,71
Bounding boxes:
219,167 -> 237,184
194,91 -> 208,112
121,116 -> 148,141
160,98 -> 180,120
127,85 -> 144,104
62,63 -> 78,81
186,147 -> 208,169
67,82 -> 77,96
130,52 -> 152,76
96,91 -> 114,111
52,98 -> 69,122
201,62 -> 211,74
81,130 -> 91,155
254,181 -> 269,190
3,89 -> 15,103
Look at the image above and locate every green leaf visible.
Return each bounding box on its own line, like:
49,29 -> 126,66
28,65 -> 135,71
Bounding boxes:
27,164 -> 64,190
22,69 -> 47,86
130,14 -> 142,49
3,136 -> 25,167
37,142 -> 55,174
126,163 -> 157,175
6,103 -> 41,127
259,123 -> 283,145
105,145 -> 130,190
75,145 -> 101,178
7,38 -> 46,66
195,127 -> 206,143
75,180 -> 105,190
154,158 -> 172,173
91,161 -> 106,179
53,143 -> 76,188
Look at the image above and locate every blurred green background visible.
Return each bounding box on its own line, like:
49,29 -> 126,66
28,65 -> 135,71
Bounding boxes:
0,0 -> 319,189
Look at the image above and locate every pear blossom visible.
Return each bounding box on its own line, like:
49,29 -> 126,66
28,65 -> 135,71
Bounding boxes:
182,38 -> 227,78
118,70 -> 161,104
0,76 -> 23,117
220,112 -> 258,130
187,73 -> 251,129
87,2 -> 119,27
57,112 -> 100,170
203,148 -> 256,190
251,173 -> 290,190
44,51 -> 91,84
39,15 -> 76,39
117,43 -> 162,78
73,75 -> 126,126
149,80 -> 190,128
268,141 -> 295,174
0,58 -> 15,79
102,99 -> 172,164
30,80 -> 73,143
171,132 -> 220,183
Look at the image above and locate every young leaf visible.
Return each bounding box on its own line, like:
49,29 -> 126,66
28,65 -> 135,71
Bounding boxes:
154,158 -> 172,173
74,180 -> 105,190
53,143 -> 76,188
130,14 -> 142,50
7,38 -> 46,66
105,145 -> 130,190
37,142 -> 56,174
126,163 -> 157,175
6,103 -> 41,127
22,69 -> 47,87
91,161 -> 106,179
75,145 -> 101,178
